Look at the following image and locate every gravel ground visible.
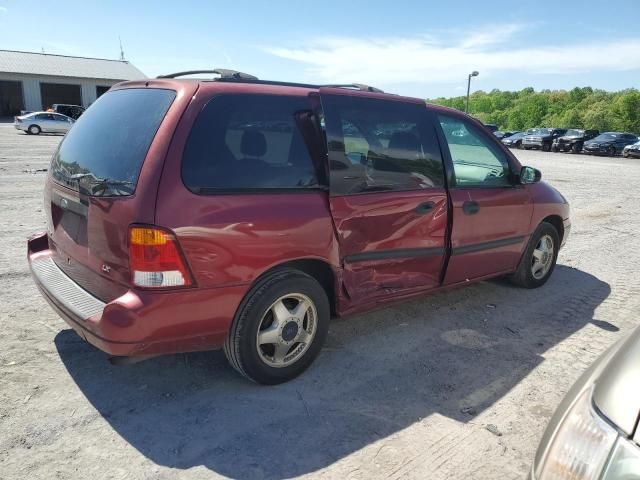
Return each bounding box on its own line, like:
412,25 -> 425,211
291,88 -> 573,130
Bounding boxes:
1,123 -> 639,480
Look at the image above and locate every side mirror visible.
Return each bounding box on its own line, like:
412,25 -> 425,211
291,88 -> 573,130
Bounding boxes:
520,166 -> 541,184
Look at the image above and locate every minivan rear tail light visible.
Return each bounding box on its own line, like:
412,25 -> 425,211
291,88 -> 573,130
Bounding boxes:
128,226 -> 193,288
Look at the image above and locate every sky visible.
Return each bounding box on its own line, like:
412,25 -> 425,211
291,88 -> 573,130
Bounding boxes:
1,0 -> 639,98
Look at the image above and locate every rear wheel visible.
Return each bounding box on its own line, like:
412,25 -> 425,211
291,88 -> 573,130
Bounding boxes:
224,269 -> 330,384
510,222 -> 559,289
28,125 -> 41,135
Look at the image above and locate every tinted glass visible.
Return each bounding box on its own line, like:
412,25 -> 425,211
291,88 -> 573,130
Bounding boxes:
182,94 -> 319,192
439,114 -> 512,187
322,95 -> 444,195
50,88 -> 175,196
565,129 -> 583,136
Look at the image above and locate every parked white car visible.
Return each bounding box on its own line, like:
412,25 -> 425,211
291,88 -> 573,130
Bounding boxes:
14,112 -> 75,135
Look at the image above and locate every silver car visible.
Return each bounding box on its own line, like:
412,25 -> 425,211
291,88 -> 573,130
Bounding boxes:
530,326 -> 640,479
14,112 -> 74,135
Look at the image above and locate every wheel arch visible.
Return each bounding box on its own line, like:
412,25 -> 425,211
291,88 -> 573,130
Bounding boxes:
541,215 -> 564,245
251,258 -> 339,317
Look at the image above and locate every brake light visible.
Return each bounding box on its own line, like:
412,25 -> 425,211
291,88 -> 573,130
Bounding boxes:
128,226 -> 193,288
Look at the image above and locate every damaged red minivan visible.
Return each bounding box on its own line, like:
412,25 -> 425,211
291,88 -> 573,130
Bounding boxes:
28,70 -> 570,384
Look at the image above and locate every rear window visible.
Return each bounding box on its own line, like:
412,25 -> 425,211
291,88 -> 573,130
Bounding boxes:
182,94 -> 320,192
50,88 -> 175,196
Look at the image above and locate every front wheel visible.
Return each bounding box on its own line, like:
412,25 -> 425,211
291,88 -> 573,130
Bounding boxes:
224,269 -> 330,384
28,125 -> 41,135
572,143 -> 582,154
510,222 -> 560,289
542,143 -> 551,152
607,146 -> 616,156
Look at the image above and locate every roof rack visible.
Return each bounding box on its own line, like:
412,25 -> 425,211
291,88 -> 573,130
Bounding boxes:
156,68 -> 258,80
155,70 -> 384,93
322,83 -> 384,93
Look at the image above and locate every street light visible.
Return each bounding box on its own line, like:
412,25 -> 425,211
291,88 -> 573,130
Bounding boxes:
465,71 -> 479,114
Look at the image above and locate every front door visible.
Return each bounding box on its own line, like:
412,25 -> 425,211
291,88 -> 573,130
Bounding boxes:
320,89 -> 449,301
436,113 -> 532,285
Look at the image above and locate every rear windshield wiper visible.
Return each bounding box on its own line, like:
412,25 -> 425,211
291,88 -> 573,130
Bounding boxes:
69,173 -> 135,196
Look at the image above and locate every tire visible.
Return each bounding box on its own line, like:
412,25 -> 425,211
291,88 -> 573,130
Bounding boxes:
224,269 -> 330,384
515,141 -> 522,149
607,146 -> 616,157
542,143 -> 551,152
28,125 -> 41,135
572,143 -> 582,154
551,145 -> 559,152
510,222 -> 560,289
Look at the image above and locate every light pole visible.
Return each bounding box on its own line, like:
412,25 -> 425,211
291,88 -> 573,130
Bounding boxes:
465,71 -> 479,114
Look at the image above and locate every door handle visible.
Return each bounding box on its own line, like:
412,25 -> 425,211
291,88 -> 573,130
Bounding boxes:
415,201 -> 435,215
463,200 -> 480,215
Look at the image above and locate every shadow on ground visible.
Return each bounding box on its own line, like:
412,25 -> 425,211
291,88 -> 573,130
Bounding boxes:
56,265 -> 610,479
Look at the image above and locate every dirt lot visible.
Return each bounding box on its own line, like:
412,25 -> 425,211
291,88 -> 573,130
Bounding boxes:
1,123 -> 639,480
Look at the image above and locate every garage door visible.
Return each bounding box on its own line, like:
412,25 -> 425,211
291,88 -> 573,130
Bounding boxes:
0,80 -> 25,116
40,83 -> 82,110
96,85 -> 110,98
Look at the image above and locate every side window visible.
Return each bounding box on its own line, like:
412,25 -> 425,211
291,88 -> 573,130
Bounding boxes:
438,115 -> 512,187
322,95 -> 445,195
182,94 -> 320,192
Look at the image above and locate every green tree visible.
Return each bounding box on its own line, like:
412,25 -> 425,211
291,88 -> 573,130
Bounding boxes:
428,87 -> 640,133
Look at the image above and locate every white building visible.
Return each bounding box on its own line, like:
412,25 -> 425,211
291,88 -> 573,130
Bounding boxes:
0,49 -> 146,117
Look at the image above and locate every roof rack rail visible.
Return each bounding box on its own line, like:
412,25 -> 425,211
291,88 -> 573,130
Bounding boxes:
322,83 -> 384,93
156,69 -> 258,80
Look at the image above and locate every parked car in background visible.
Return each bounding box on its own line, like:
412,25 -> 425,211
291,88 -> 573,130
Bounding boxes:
484,123 -> 498,132
494,130 -> 518,139
552,129 -> 599,153
19,104 -> 85,119
529,326 -> 640,479
523,128 -> 568,151
27,70 -> 570,384
622,140 -> 640,158
583,132 -> 639,156
14,112 -> 74,135
501,131 -> 527,149
51,104 -> 85,120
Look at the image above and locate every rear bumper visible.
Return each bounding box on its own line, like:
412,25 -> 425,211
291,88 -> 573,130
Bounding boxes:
28,232 -> 246,357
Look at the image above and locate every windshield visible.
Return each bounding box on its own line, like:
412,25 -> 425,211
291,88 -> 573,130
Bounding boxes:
593,133 -> 620,141
565,129 -> 583,136
50,88 -> 176,197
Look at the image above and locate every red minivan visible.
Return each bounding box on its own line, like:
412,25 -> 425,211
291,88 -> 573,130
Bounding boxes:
27,70 -> 570,384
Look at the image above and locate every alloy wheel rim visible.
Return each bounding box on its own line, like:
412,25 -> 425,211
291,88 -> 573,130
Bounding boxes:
531,234 -> 554,280
256,293 -> 317,368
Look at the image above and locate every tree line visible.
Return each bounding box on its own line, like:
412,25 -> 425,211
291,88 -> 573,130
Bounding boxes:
429,87 -> 640,134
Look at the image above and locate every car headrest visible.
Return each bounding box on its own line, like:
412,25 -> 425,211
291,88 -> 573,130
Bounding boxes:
241,129 -> 267,158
